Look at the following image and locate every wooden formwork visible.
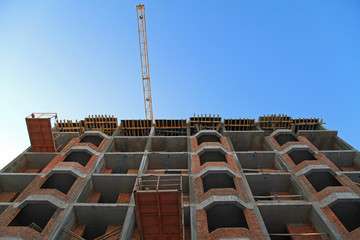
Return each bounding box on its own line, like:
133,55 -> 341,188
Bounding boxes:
119,120 -> 152,136
84,115 -> 117,135
258,114 -> 293,131
56,120 -> 83,132
293,118 -> 324,131
189,114 -> 222,135
57,115 -> 117,136
134,175 -> 184,240
155,119 -> 187,136
224,118 -> 256,131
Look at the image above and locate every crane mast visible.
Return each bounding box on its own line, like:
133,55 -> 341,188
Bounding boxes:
136,4 -> 153,123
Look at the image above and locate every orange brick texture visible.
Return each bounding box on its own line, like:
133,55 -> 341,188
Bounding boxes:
286,224 -> 322,240
41,153 -> 99,175
11,175 -> 85,203
0,192 -> 18,202
196,208 -> 264,240
88,191 -> 101,203
192,136 -> 264,239
0,136 -> 108,239
273,136 -> 360,200
0,206 -> 65,239
190,137 -> 232,153
116,193 -> 132,203
321,206 -> 360,239
299,173 -> 360,201
193,176 -> 249,203
60,137 -> 109,153
279,137 -> 341,173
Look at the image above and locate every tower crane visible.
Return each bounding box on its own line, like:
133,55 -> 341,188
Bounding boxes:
136,4 -> 153,123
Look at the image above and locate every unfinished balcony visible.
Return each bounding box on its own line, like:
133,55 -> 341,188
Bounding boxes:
60,205 -> 128,240
151,136 -> 187,152
79,134 -> 104,147
322,150 -> 360,171
246,174 -> 306,202
206,203 -> 248,233
0,174 -> 36,202
63,151 -> 92,167
237,152 -> 284,173
40,172 -> 77,194
197,133 -> 221,145
305,171 -> 342,192
110,137 -> 148,152
78,175 -> 136,204
1,153 -> 56,173
193,130 -> 222,147
298,131 -> 353,150
274,133 -> 299,146
259,204 -> 331,240
102,153 -> 142,174
224,131 -> 267,151
343,172 -> 360,188
199,150 -> 227,166
287,149 -> 317,166
201,172 -> 236,193
146,153 -> 188,174
8,201 -> 58,233
329,200 -> 360,233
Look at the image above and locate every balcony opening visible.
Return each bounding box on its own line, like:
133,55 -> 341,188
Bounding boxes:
197,134 -> 221,145
199,151 -> 227,166
202,173 -> 235,193
330,201 -> 360,232
306,172 -> 342,192
259,205 -> 324,240
9,202 -> 57,232
40,173 -> 77,194
206,204 -> 248,232
112,137 -> 147,152
288,150 -> 316,165
146,153 -> 188,174
80,135 -> 104,147
274,134 -> 298,146
151,137 -> 187,152
246,174 -> 305,202
63,151 -> 92,167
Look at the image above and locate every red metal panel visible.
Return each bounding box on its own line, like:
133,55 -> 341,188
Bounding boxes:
26,117 -> 55,152
135,188 -> 184,239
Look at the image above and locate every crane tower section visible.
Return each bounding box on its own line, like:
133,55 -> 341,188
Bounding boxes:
136,4 -> 153,123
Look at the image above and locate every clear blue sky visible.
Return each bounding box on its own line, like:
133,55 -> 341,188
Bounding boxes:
0,1 -> 359,169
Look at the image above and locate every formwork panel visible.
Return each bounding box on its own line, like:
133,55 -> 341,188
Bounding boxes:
26,117 -> 55,152
134,176 -> 184,240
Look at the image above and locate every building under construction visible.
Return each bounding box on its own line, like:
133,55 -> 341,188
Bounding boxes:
0,113 -> 359,240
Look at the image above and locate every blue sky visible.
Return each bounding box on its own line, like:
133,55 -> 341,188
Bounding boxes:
0,1 -> 359,169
